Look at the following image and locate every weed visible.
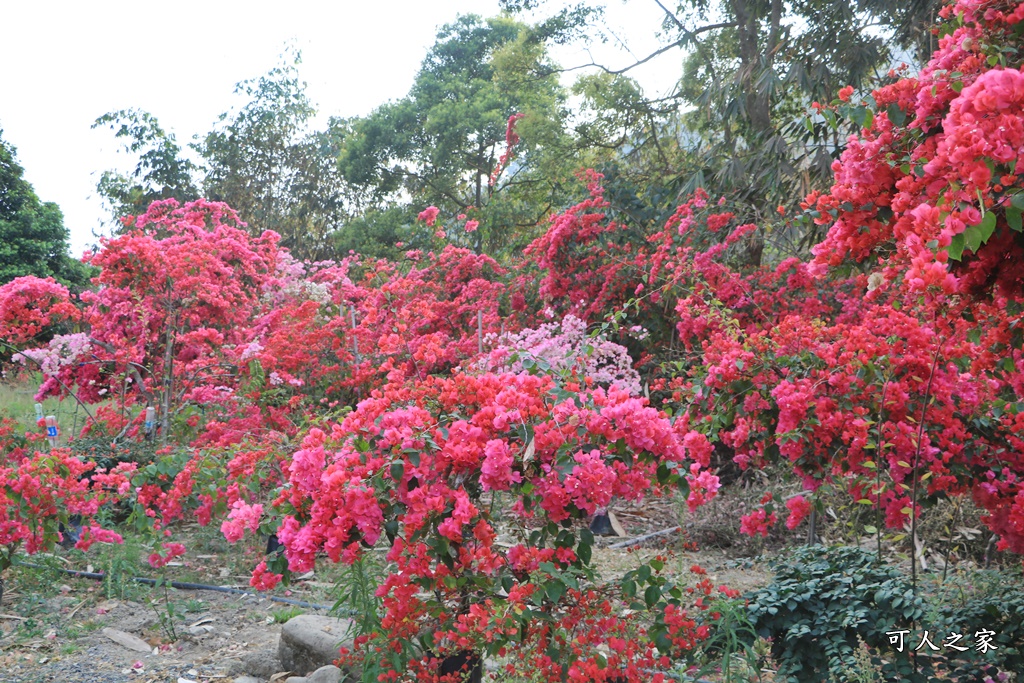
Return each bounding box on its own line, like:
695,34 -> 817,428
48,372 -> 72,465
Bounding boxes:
685,593 -> 766,682
271,606 -> 304,623
183,598 -> 206,613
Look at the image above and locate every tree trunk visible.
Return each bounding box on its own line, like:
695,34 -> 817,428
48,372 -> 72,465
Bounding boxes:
160,322 -> 175,448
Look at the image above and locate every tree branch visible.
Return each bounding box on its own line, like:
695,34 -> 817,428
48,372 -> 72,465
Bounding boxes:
537,20 -> 734,79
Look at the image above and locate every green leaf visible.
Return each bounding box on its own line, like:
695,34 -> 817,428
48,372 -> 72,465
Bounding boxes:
947,233 -> 965,261
965,224 -> 983,254
978,210 -> 997,243
1007,206 -> 1023,232
577,541 -> 592,565
644,585 -> 661,608
887,103 -> 906,127
390,462 -> 404,482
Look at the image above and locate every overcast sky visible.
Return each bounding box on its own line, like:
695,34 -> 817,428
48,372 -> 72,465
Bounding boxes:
1,0 -> 680,255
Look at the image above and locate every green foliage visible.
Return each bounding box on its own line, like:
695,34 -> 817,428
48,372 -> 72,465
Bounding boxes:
0,129 -> 88,287
68,434 -> 159,475
503,0 -> 942,265
329,552 -> 387,683
926,570 -> 1024,680
745,545 -> 929,683
93,534 -> 145,601
96,51 -> 354,262
331,204 -> 417,261
194,50 -> 353,261
92,109 -> 199,222
689,594 -> 767,682
338,14 -> 581,255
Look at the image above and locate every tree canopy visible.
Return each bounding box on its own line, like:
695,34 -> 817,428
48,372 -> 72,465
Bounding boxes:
0,128 -> 88,287
337,14 -> 586,254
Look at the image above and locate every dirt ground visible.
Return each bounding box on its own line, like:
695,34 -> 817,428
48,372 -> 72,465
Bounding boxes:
0,492 -> 774,683
0,587 -> 284,683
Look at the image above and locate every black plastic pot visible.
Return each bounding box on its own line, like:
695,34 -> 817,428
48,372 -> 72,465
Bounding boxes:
58,515 -> 84,549
589,511 -> 614,536
438,651 -> 483,683
266,533 -> 282,555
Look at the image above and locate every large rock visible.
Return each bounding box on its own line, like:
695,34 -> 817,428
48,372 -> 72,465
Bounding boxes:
278,615 -> 355,677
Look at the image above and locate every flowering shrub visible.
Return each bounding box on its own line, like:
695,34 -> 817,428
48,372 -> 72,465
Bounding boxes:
0,448 -> 128,575
0,276 -> 80,348
265,368 -> 719,680
507,0 -> 1024,556
338,246 -> 508,392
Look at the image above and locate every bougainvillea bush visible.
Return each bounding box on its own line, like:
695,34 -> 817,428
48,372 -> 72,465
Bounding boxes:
509,0 -> 1024,555
261,368 -> 723,681
1,0 -> 1024,679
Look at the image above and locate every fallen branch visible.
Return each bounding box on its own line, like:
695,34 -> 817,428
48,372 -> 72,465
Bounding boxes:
609,525 -> 682,549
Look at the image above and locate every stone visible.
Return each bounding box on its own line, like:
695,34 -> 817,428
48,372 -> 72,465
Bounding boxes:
101,627 -> 152,653
308,665 -> 343,683
228,649 -> 282,679
232,678 -> 264,683
284,678 -> 307,683
278,615 -> 354,676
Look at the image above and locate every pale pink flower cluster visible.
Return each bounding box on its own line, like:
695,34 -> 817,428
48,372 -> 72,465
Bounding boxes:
14,333 -> 91,376
239,339 -> 264,361
492,315 -> 642,394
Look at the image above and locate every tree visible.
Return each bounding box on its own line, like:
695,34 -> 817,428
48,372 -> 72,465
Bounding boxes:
338,15 -> 582,254
92,109 -> 199,223
196,52 -> 352,261
96,52 -> 354,261
0,128 -> 89,287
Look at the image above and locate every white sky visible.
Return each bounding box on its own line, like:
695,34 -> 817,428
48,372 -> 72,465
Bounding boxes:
1,0 -> 681,256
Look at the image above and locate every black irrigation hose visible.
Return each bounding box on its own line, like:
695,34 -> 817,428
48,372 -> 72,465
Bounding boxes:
14,560 -> 350,613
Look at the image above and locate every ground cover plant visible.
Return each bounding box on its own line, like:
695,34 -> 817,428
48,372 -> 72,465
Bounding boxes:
2,0 -> 1024,680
